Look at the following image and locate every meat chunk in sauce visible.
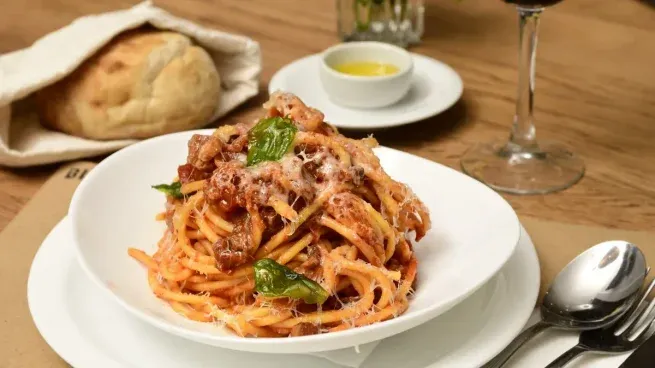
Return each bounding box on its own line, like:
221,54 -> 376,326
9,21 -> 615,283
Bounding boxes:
204,161 -> 248,212
265,92 -> 324,132
260,207 -> 284,239
187,134 -> 222,171
225,135 -> 248,154
390,182 -> 431,241
212,215 -> 255,271
177,164 -> 211,184
295,244 -> 322,281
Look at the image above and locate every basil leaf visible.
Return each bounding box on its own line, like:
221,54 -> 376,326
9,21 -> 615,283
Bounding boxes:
152,182 -> 183,198
247,117 -> 297,167
253,258 -> 329,304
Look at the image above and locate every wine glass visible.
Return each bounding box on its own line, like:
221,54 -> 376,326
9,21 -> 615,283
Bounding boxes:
460,0 -> 584,194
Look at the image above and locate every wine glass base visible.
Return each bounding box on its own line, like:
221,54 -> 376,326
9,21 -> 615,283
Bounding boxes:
460,140 -> 585,195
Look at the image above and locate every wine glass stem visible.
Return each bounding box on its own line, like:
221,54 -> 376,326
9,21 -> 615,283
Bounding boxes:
510,7 -> 543,152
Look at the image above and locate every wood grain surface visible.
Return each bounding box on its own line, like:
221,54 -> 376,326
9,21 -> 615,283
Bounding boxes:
1,0 -> 654,231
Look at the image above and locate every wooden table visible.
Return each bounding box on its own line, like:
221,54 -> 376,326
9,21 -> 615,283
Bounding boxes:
1,0 -> 654,232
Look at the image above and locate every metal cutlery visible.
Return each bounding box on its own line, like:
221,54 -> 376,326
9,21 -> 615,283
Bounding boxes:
545,277 -> 655,367
484,241 -> 647,368
619,319 -> 655,367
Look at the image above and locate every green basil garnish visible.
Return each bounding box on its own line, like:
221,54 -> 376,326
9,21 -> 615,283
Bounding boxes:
247,117 -> 297,167
253,258 -> 329,304
152,181 -> 183,198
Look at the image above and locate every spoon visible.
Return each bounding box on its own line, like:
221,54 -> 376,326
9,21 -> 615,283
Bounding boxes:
485,240 -> 647,368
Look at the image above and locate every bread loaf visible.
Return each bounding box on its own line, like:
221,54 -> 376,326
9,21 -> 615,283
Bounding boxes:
36,29 -> 221,140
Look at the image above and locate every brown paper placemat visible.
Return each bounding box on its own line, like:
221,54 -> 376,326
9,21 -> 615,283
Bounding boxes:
1,162 -> 654,367
0,162 -> 95,368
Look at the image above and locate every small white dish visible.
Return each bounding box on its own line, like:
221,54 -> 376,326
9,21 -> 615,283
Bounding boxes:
319,42 -> 413,109
28,218 -> 540,368
270,53 -> 463,129
68,130 -> 520,354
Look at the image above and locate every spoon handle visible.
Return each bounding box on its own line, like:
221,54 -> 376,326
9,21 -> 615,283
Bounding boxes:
544,344 -> 587,368
484,321 -> 551,368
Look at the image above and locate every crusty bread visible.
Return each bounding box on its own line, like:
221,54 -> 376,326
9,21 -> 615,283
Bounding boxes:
36,29 -> 221,140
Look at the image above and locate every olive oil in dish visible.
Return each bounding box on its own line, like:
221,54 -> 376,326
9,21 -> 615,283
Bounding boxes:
332,62 -> 399,77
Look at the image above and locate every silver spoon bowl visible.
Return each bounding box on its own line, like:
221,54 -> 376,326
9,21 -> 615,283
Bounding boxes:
485,240 -> 647,368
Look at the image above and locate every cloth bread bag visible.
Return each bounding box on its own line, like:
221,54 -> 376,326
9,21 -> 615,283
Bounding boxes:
0,1 -> 261,167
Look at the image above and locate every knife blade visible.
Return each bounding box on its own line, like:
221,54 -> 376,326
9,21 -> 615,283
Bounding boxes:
619,332 -> 655,367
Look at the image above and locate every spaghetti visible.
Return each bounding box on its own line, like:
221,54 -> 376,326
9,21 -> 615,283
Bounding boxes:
129,92 -> 431,337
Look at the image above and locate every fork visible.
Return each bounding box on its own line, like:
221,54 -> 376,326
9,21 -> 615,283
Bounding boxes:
545,278 -> 655,368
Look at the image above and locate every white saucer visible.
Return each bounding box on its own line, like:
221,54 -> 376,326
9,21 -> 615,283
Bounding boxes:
268,54 -> 463,130
28,218 -> 539,368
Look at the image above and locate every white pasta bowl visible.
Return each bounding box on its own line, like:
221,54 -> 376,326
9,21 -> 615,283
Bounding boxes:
69,130 -> 520,354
